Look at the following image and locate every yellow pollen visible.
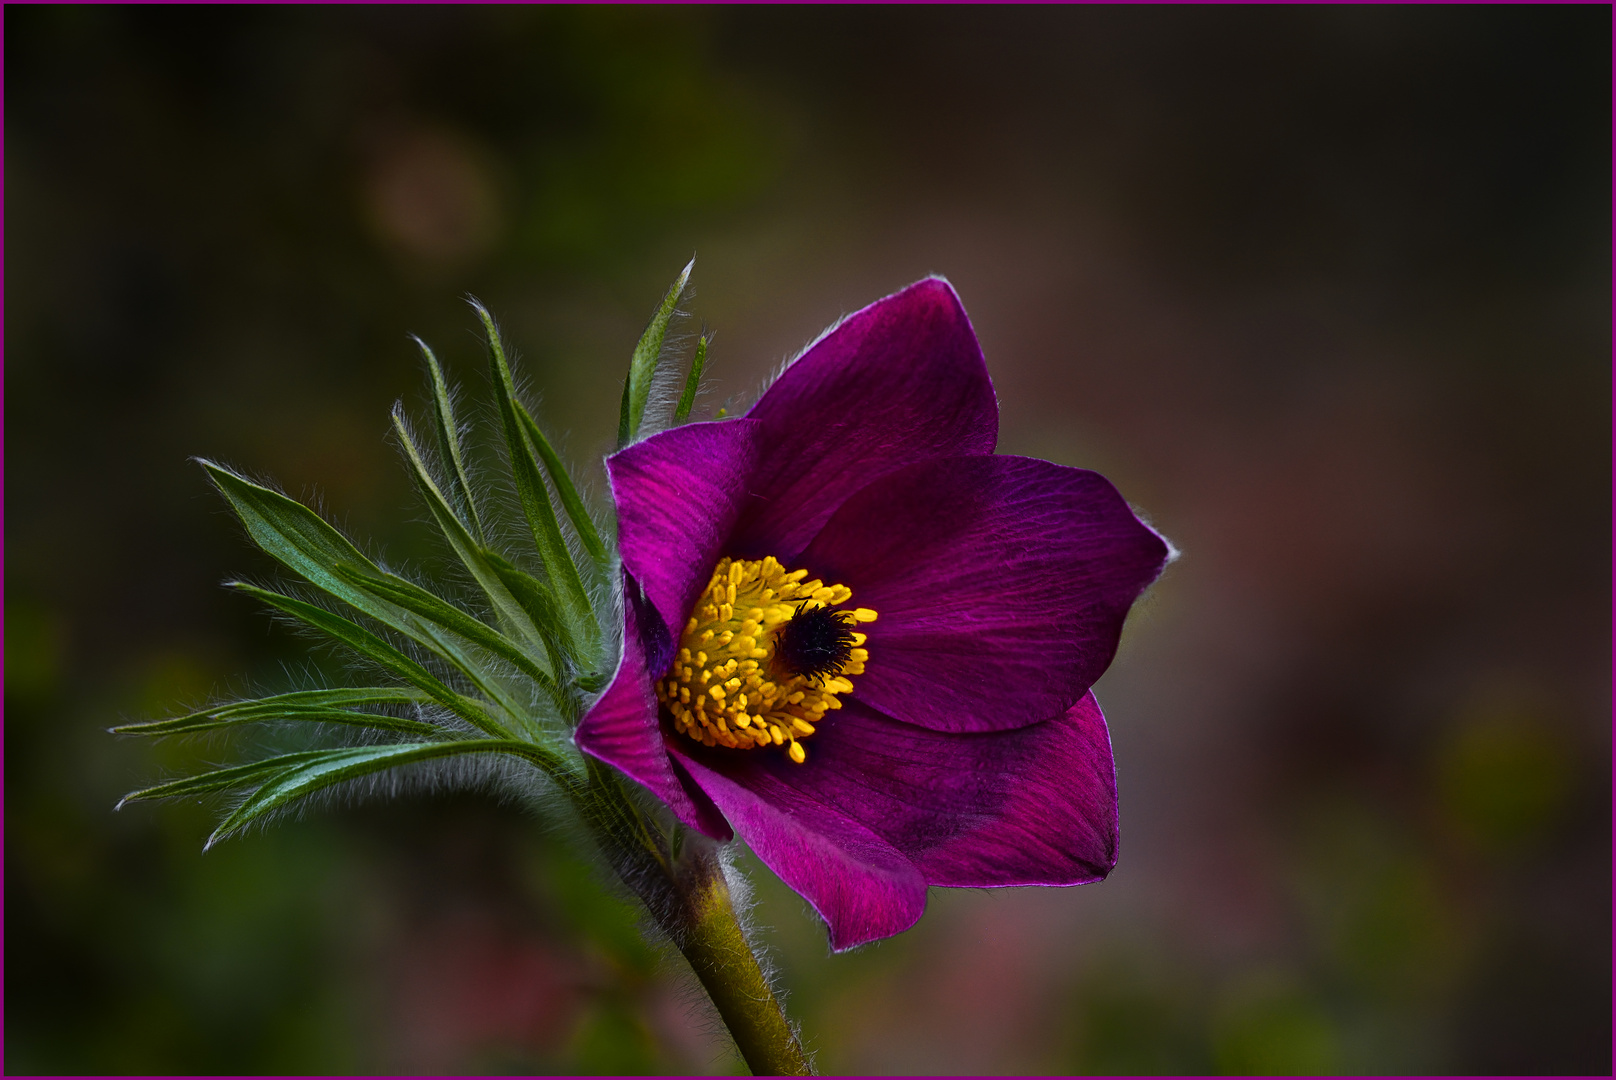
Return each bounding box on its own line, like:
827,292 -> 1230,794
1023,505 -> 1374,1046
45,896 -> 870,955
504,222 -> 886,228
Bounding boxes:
656,556 -> 873,764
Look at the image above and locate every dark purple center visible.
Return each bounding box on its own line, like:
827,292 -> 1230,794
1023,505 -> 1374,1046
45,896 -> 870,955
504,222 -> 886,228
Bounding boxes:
774,602 -> 857,683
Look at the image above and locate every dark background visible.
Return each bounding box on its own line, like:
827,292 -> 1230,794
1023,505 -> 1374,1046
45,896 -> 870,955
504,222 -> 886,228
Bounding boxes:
6,7 -> 1609,1074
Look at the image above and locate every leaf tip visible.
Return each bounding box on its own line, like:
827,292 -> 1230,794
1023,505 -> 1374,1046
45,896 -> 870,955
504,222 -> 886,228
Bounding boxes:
465,295 -> 498,333
411,335 -> 447,381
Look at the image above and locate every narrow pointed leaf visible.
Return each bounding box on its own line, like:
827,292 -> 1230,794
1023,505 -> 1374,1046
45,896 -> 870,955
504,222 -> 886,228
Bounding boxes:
208,738 -> 578,845
395,615 -> 530,726
480,549 -> 573,677
201,461 -> 397,623
202,460 -> 498,694
230,583 -> 512,739
212,687 -> 429,714
335,565 -> 567,713
113,686 -> 432,735
117,751 -> 334,807
514,402 -> 607,566
391,408 -> 552,666
114,704 -> 441,738
473,302 -> 599,665
618,258 -> 694,447
413,336 -> 485,546
674,333 -> 708,423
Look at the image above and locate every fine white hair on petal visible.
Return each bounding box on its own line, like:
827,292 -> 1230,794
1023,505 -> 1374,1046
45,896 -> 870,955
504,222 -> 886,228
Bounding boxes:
751,273 -> 960,412
756,306 -> 852,404
1128,503 -> 1181,568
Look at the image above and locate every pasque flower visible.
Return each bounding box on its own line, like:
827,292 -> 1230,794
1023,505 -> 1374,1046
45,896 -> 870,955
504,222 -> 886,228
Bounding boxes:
577,279 -> 1171,950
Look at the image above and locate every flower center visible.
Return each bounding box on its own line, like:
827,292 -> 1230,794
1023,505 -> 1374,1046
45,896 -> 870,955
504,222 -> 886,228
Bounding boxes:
656,556 -> 876,764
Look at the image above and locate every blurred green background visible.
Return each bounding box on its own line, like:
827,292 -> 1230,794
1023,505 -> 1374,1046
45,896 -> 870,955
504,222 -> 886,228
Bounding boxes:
6,7 -> 1609,1074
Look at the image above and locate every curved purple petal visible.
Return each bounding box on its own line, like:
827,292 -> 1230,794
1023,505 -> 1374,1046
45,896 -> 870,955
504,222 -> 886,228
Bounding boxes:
574,599 -> 731,841
800,455 -> 1169,732
676,695 -> 1115,896
886,695 -> 1118,887
728,278 -> 999,562
608,418 -> 766,652
667,743 -> 929,951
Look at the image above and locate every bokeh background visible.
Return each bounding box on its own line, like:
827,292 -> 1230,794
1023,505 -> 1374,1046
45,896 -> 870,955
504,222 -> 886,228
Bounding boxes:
6,7 -> 1609,1075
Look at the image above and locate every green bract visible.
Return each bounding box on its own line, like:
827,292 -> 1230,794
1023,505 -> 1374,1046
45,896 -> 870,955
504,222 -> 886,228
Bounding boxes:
117,268 -> 707,850
617,257 -> 692,447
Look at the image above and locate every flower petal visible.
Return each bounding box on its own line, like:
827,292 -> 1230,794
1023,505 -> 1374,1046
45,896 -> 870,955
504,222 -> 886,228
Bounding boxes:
800,455 -> 1169,732
574,597 -> 732,841
728,277 -> 999,561
608,418 -> 767,653
667,743 -> 929,951
862,695 -> 1118,887
677,695 -> 1115,900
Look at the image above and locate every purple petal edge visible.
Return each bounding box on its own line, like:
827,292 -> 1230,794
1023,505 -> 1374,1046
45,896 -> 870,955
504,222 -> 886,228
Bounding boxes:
728,277 -> 999,562
668,742 -> 929,951
899,693 -> 1119,886
574,597 -> 731,841
801,454 -> 1170,732
608,418 -> 767,656
675,693 -> 1116,897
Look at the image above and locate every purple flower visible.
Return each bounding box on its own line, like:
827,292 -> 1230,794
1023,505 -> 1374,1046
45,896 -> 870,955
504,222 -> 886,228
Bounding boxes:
576,279 -> 1170,950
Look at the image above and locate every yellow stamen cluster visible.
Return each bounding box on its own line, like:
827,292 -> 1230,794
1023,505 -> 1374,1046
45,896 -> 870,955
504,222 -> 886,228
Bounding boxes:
657,556 -> 876,764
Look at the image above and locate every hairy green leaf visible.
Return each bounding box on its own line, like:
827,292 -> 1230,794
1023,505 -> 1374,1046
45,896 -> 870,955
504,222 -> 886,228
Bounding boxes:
482,549 -> 594,685
515,403 -> 607,567
618,258 -> 694,447
212,687 -> 429,713
201,460 -> 506,703
473,302 -> 600,667
335,565 -> 567,713
200,460 -> 397,623
117,751 -> 334,807
413,335 -> 486,546
674,333 -> 708,423
114,702 -> 441,738
390,408 -> 554,669
207,738 -> 578,847
229,582 -> 513,739
114,687 -> 433,737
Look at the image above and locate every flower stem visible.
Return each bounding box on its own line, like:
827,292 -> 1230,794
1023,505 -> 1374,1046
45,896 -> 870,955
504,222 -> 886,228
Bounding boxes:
670,842 -> 813,1076
578,762 -> 813,1075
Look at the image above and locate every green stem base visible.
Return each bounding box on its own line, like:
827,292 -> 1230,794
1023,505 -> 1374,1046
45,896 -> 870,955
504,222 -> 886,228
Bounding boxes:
671,844 -> 812,1076
579,761 -> 813,1075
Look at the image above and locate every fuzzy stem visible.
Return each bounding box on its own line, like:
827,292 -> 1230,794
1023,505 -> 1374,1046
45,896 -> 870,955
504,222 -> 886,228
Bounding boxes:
578,761 -> 813,1075
669,841 -> 812,1076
